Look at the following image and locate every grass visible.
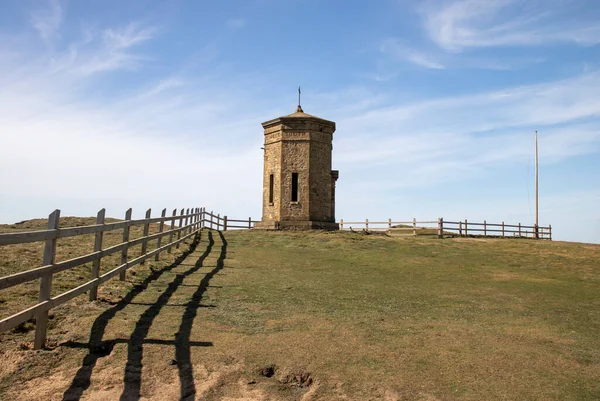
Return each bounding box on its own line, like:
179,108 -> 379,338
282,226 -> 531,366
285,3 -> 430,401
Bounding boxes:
0,222 -> 599,400
0,217 -> 177,320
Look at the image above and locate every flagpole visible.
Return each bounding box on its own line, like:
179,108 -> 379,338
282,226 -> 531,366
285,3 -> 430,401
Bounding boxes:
535,130 -> 539,239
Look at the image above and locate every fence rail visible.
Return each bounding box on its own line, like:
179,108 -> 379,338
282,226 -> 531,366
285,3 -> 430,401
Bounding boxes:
442,219 -> 551,240
0,206 -> 256,349
200,210 -> 260,230
340,218 -> 440,236
340,217 -> 551,240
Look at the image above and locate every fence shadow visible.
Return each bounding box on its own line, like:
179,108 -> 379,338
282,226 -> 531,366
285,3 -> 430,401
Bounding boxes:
62,230 -> 227,401
175,230 -> 227,400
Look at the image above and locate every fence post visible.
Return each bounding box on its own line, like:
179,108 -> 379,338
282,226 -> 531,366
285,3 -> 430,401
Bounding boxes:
176,208 -> 184,248
89,208 -> 105,301
248,217 -> 252,229
549,225 -> 552,241
190,208 -> 195,232
155,208 -> 167,261
412,218 -> 416,237
167,209 -> 176,253
518,223 -> 521,238
120,208 -> 132,280
534,224 -> 539,240
224,216 -> 228,231
365,218 -> 369,232
140,209 -> 151,264
502,221 -> 505,237
484,220 -> 487,237
196,208 -> 200,231
459,221 -> 463,236
34,209 -> 60,350
210,211 -> 214,230
202,207 -> 205,229
192,208 -> 196,232
464,219 -> 468,236
217,213 -> 221,230
388,218 -> 392,235
340,219 -> 344,230
185,208 -> 190,235
438,217 -> 443,239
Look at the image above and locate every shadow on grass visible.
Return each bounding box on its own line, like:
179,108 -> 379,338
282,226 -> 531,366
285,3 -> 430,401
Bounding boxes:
61,230 -> 227,401
175,231 -> 227,400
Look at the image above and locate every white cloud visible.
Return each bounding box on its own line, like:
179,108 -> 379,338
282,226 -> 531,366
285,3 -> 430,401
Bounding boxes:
31,0 -> 63,46
28,22 -> 157,76
319,71 -> 600,211
0,18 -> 270,224
380,38 -> 445,69
421,0 -> 600,52
75,23 -> 155,75
226,18 -> 247,30
102,23 -> 155,49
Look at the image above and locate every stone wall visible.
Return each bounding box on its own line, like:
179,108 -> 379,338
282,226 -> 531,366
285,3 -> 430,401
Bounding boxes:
261,137 -> 281,221
309,140 -> 333,222
280,140 -> 310,220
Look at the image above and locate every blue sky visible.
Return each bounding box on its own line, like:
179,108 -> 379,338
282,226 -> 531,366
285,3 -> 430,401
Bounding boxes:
0,0 -> 599,243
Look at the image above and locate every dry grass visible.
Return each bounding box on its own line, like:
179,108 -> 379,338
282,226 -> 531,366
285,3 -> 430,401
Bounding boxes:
0,224 -> 599,400
0,217 -> 177,319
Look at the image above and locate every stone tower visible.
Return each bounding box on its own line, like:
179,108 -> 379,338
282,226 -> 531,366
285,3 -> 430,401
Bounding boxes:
255,104 -> 339,230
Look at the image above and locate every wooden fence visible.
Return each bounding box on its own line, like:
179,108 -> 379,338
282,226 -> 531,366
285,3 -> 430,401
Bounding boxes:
442,219 -> 551,240
0,207 -> 256,349
201,210 -> 260,230
340,218 -> 552,240
340,218 -> 440,236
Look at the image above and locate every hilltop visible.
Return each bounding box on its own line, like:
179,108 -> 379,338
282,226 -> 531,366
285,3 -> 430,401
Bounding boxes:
0,224 -> 599,400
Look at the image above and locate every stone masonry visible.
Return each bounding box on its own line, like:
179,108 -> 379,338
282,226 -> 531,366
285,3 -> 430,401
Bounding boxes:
254,105 -> 339,230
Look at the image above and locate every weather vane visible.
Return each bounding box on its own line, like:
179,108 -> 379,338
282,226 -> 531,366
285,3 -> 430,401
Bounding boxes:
297,86 -> 303,112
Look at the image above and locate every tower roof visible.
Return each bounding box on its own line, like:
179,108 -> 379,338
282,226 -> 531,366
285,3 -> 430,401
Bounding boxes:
285,108 -> 318,118
262,106 -> 335,128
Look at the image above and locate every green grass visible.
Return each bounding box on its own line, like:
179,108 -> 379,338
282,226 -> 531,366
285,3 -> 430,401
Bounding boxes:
0,225 -> 599,400
214,231 -> 600,399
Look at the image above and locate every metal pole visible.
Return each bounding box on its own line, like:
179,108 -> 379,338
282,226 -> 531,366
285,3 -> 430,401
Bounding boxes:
535,130 -> 539,239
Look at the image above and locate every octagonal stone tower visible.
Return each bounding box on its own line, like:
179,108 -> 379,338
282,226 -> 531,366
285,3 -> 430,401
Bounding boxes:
254,105 -> 339,230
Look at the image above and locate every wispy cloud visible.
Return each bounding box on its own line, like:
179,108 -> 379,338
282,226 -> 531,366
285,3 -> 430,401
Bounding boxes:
47,22 -> 156,75
331,70 -> 600,190
226,18 -> 247,30
102,23 -> 155,49
31,0 -> 63,46
0,17 -> 273,223
421,0 -> 600,52
380,38 -> 444,69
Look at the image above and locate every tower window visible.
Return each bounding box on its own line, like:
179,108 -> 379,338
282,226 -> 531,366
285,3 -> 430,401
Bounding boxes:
291,172 -> 299,202
269,174 -> 274,204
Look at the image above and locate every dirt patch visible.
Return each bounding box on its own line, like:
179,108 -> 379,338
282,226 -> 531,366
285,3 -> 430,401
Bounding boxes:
279,371 -> 313,388
258,365 -> 276,378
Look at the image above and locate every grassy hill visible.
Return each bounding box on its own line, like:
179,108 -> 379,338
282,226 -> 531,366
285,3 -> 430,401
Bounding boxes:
0,223 -> 599,400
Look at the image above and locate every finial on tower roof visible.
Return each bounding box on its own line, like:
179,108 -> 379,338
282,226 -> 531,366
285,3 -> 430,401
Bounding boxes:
296,86 -> 303,113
